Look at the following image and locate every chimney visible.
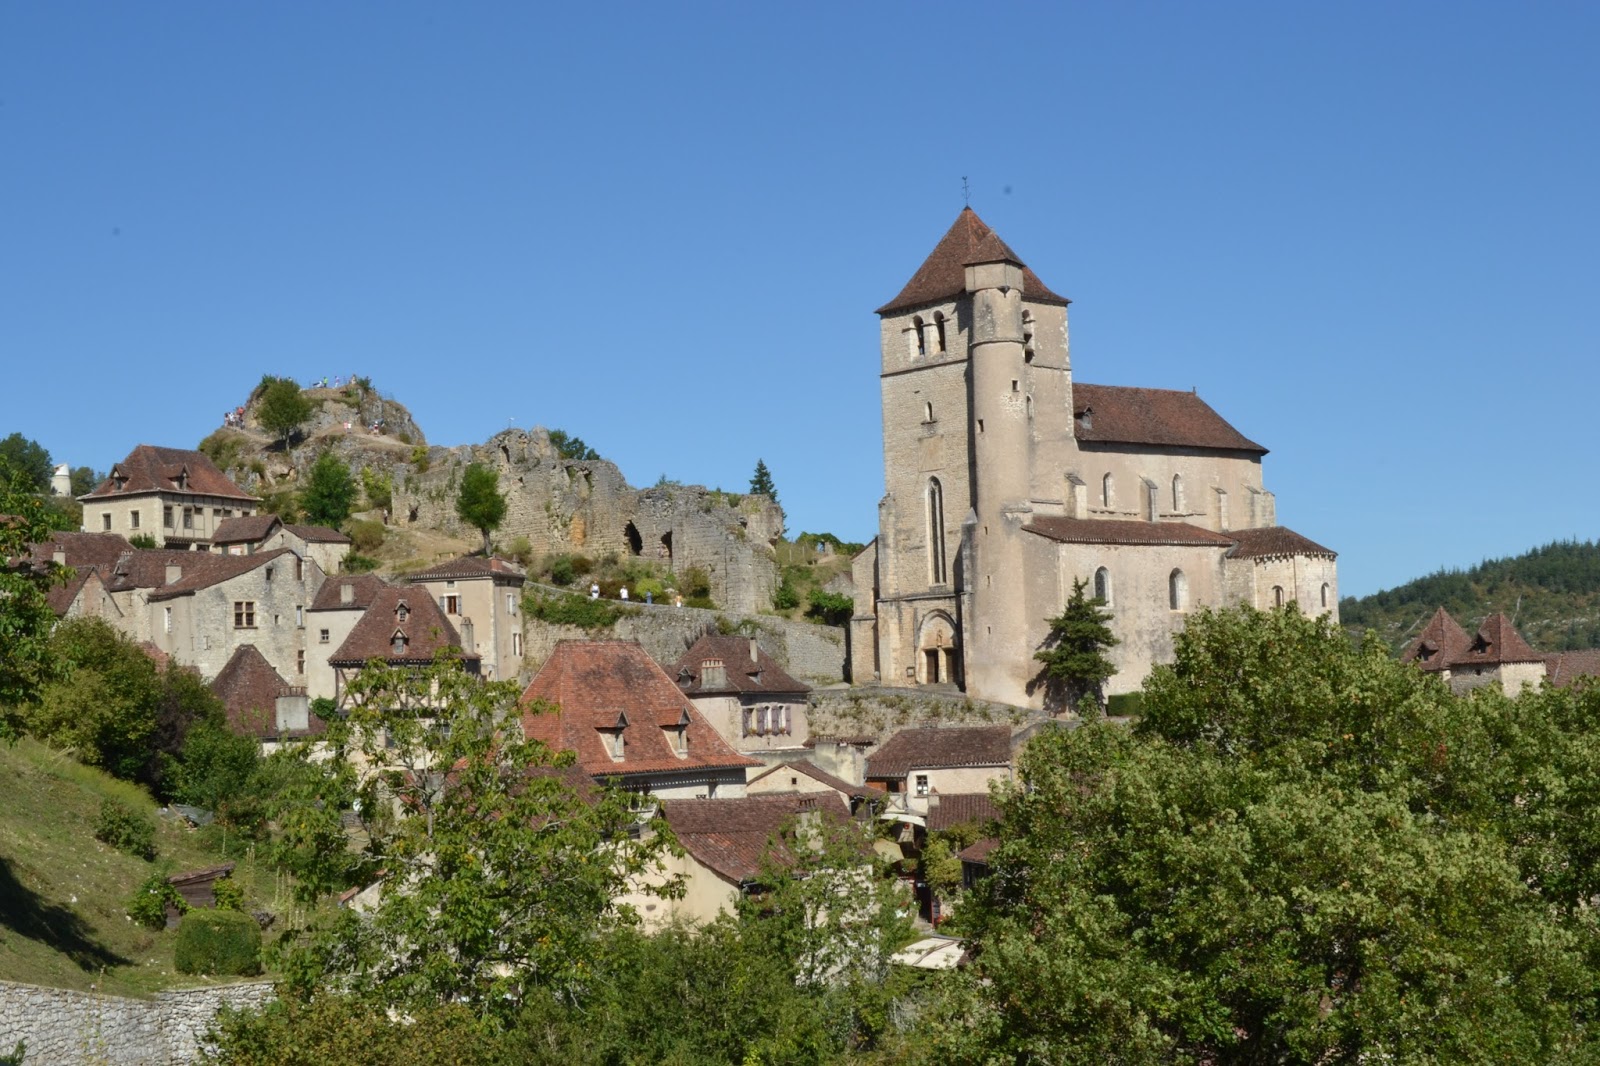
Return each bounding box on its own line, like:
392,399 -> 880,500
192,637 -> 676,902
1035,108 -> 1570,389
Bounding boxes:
340,582 -> 354,605
749,637 -> 758,663
52,548 -> 66,566
165,564 -> 183,585
701,658 -> 726,688
460,619 -> 476,652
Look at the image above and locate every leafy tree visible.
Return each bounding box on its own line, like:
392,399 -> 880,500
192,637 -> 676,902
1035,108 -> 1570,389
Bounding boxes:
170,722 -> 260,813
0,433 -> 52,493
68,466 -> 102,498
546,428 -> 599,461
748,458 -> 778,502
359,466 -> 392,512
804,588 -> 853,627
203,995 -> 505,1066
0,467 -> 64,735
257,377 -> 312,449
1031,576 -> 1118,714
936,607 -> 1600,1064
272,658 -> 678,1024
454,462 -> 506,555
301,450 -> 356,527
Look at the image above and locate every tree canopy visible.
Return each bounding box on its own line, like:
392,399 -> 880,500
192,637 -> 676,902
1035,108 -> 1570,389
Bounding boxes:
749,458 -> 778,502
455,463 -> 506,555
0,433 -> 53,493
546,428 -> 599,462
301,450 -> 356,528
1031,575 -> 1119,714
257,378 -> 313,449
0,469 -> 63,736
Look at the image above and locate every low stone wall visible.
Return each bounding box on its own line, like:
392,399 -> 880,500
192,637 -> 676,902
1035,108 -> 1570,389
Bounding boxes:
521,591 -> 846,685
0,979 -> 273,1066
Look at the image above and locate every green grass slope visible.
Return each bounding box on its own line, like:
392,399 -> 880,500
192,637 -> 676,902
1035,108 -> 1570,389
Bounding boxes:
1342,539 -> 1600,654
0,738 -> 283,996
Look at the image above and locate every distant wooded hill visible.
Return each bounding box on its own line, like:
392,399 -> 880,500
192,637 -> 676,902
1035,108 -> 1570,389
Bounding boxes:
1341,540 -> 1600,654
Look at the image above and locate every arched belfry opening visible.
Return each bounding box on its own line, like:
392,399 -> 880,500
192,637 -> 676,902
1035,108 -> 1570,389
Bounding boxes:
624,521 -> 643,557
660,531 -> 673,564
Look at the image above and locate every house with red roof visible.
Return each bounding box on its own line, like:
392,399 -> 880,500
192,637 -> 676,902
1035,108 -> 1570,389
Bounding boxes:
210,644 -> 320,750
1402,607 -> 1600,695
852,209 -> 1339,709
671,632 -> 811,758
78,445 -> 257,550
213,514 -> 351,574
327,585 -> 479,708
405,555 -> 526,683
519,640 -> 758,800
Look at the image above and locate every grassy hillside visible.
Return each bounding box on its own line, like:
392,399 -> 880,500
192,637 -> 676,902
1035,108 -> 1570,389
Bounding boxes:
1341,539 -> 1600,654
0,738 -> 289,996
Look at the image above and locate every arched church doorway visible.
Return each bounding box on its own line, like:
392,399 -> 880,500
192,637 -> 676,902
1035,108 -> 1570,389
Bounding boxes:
917,612 -> 959,686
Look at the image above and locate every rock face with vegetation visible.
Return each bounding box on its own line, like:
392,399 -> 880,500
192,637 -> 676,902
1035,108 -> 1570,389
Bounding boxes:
201,384 -> 784,613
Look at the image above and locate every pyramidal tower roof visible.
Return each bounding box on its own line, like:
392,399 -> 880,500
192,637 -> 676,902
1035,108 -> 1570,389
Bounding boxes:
877,207 -> 1069,316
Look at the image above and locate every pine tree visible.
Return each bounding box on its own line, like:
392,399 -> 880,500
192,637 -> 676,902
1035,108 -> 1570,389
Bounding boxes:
1032,577 -> 1119,715
748,459 -> 777,503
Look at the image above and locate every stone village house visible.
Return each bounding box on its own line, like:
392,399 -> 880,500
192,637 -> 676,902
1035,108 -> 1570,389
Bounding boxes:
851,209 -> 1339,708
671,632 -> 812,763
78,445 -> 258,550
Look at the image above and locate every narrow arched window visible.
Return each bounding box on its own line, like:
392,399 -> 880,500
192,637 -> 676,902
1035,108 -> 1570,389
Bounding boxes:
1101,473 -> 1113,508
1171,474 -> 1183,512
933,311 -> 947,353
927,478 -> 947,584
924,401 -> 934,423
1273,585 -> 1285,608
1093,567 -> 1111,606
1320,583 -> 1330,609
912,317 -> 927,357
1169,569 -> 1187,611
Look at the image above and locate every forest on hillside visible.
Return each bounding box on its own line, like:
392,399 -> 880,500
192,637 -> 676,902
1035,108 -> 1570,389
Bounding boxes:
1341,539 -> 1600,653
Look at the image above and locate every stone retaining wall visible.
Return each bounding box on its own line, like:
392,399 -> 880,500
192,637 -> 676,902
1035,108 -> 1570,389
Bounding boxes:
521,592 -> 846,685
0,979 -> 273,1066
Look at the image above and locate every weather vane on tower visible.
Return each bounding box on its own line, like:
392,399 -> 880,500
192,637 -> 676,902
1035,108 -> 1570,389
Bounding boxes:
962,176 -> 970,206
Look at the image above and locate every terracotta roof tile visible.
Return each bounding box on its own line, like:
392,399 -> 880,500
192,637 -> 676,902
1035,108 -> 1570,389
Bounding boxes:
1456,613 -> 1544,667
1226,526 -> 1337,560
328,586 -> 477,665
747,760 -> 885,800
81,445 -> 254,502
926,792 -> 1001,832
27,531 -> 134,570
1401,607 -> 1474,672
311,573 -> 391,611
210,644 -> 321,740
144,549 -> 296,602
1025,516 -> 1235,548
406,555 -> 525,582
1073,384 -> 1266,455
671,634 -> 810,697
212,515 -> 282,545
661,793 -> 850,885
865,726 -> 1013,780
877,208 -> 1069,316
518,641 -> 758,779
958,837 -> 998,865
1546,649 -> 1600,689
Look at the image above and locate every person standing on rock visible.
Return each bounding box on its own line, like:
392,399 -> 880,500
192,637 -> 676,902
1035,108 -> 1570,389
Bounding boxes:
590,582 -> 599,600
619,586 -> 629,602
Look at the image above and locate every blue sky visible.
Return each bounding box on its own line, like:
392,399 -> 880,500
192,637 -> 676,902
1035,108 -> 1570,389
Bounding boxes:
4,2 -> 1598,599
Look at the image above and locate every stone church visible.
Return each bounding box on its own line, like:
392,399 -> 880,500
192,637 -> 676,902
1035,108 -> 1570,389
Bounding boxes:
849,209 -> 1338,708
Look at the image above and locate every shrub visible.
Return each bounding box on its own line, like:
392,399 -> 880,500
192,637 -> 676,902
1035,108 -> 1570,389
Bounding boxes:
127,533 -> 157,549
198,429 -> 245,473
1105,692 -> 1144,718
506,535 -> 534,566
174,908 -> 262,976
346,519 -> 386,553
805,589 -> 854,627
524,591 -> 637,631
95,798 -> 157,860
773,578 -> 800,611
127,871 -> 186,930
343,553 -> 380,573
410,444 -> 430,472
212,874 -> 245,912
361,466 -> 393,512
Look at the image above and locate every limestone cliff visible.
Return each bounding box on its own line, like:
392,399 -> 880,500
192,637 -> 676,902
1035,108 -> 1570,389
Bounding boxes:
204,386 -> 783,614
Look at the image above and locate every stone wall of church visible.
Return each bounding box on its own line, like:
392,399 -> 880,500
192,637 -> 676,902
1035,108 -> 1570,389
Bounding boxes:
1237,554 -> 1339,619
1074,443 -> 1265,532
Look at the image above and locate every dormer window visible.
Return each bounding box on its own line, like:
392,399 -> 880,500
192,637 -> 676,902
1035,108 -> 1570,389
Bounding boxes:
391,631 -> 408,655
396,603 -> 409,623
668,725 -> 687,756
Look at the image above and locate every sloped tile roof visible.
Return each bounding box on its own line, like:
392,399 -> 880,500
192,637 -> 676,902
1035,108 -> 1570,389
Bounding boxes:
1073,384 -> 1267,455
661,793 -> 850,885
1226,526 -> 1337,560
747,760 -> 885,800
1025,517 -> 1235,548
1546,649 -> 1600,689
957,837 -> 998,865
81,445 -> 254,501
1456,613 -> 1545,667
405,555 -> 525,582
27,531 -> 134,570
671,634 -> 810,697
284,523 -> 352,545
210,644 -> 321,740
1401,607 -> 1473,672
311,573 -> 391,611
328,586 -> 477,666
877,207 -> 1069,315
1401,608 -> 1547,672
926,792 -> 1001,833
144,548 -> 296,602
212,515 -> 281,545
46,569 -> 97,616
865,725 -> 1013,779
518,641 -> 758,779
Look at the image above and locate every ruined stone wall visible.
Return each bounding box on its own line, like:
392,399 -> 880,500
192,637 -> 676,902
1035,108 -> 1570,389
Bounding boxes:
520,595 -> 845,686
0,979 -> 273,1066
392,430 -> 783,614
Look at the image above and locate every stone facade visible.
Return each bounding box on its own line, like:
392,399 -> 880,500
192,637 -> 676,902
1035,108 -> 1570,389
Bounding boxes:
853,209 -> 1339,707
0,979 -> 272,1066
